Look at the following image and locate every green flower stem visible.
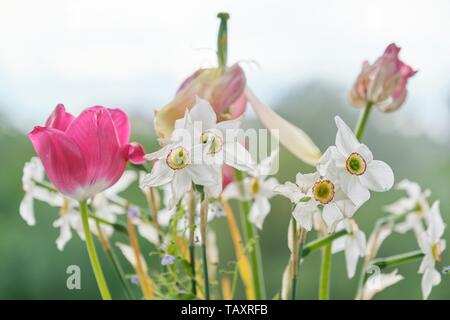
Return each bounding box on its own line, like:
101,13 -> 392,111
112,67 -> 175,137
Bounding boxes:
290,219 -> 298,300
217,12 -> 229,69
201,244 -> 210,300
95,221 -> 134,300
104,246 -> 134,300
371,250 -> 424,271
301,229 -> 348,258
89,214 -> 128,235
199,195 -> 210,300
188,191 -> 197,296
354,101 -> 373,141
318,241 -> 332,300
233,169 -> 266,300
79,200 -> 112,300
359,250 -> 425,290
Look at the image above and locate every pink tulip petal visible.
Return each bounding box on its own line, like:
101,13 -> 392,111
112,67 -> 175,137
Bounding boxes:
45,104 -> 75,131
109,108 -> 131,145
127,142 -> 146,164
176,69 -> 204,94
212,64 -> 246,113
229,93 -> 247,118
222,164 -> 234,189
65,106 -> 121,182
28,126 -> 87,198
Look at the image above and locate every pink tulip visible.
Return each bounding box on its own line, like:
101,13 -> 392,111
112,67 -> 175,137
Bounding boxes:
29,104 -> 145,200
350,43 -> 416,112
222,164 -> 235,189
154,63 -> 247,139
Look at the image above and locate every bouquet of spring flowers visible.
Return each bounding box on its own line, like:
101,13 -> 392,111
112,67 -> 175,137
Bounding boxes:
20,13 -> 446,300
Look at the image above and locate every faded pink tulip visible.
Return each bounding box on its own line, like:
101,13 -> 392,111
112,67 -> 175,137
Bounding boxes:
350,43 -> 416,112
29,104 -> 145,200
154,63 -> 247,139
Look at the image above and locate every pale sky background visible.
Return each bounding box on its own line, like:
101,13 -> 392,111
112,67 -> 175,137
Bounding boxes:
0,0 -> 449,143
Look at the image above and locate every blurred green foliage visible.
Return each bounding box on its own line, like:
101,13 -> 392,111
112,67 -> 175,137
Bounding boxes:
0,83 -> 448,299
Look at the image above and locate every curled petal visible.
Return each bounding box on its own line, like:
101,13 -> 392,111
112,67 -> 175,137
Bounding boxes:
127,142 -> 146,165
246,88 -> 321,166
45,104 -> 75,131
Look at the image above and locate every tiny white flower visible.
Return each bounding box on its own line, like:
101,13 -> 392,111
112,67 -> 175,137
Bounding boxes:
332,219 -> 366,278
384,179 -> 431,235
20,157 -> 64,225
417,201 -> 446,300
223,150 -> 279,230
52,201 -> 81,251
318,116 -> 394,207
275,168 -> 356,232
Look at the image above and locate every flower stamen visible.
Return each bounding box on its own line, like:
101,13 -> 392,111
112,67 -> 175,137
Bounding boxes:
346,152 -> 367,176
312,179 -> 335,205
166,146 -> 190,170
201,130 -> 223,154
431,242 -> 442,262
249,177 -> 260,196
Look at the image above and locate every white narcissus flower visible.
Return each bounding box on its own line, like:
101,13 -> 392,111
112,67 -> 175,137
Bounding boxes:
20,157 -> 65,225
140,108 -> 221,207
176,97 -> 255,196
417,201 -> 446,300
275,169 -> 357,233
360,269 -> 403,300
318,116 -> 394,207
384,179 -> 431,235
332,220 -> 367,278
223,150 -> 279,230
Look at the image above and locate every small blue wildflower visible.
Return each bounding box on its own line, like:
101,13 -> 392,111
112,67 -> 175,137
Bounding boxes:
127,206 -> 140,219
214,209 -> 226,218
130,275 -> 140,284
161,254 -> 175,266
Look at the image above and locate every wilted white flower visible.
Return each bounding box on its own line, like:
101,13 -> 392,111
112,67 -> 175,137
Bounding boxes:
223,150 -> 279,230
360,269 -> 403,300
417,201 -> 446,300
318,116 -> 394,207
384,179 -> 431,235
332,219 -> 366,278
